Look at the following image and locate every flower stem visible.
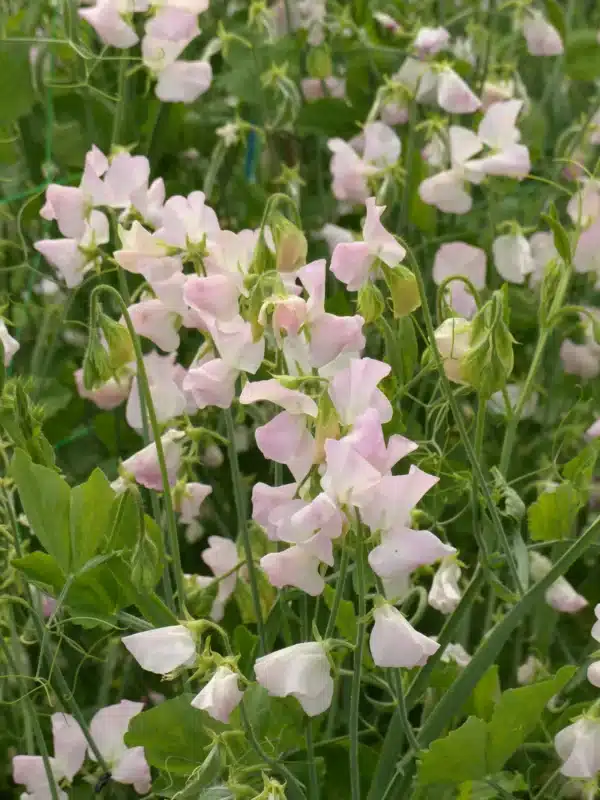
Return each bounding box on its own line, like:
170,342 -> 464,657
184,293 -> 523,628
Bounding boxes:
349,526 -> 366,800
224,407 -> 266,654
91,285 -> 186,615
324,543 -> 350,640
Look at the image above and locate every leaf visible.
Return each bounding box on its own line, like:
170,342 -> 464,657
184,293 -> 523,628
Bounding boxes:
124,694 -> 225,775
544,0 -> 566,39
0,42 -> 36,123
418,717 -> 488,786
237,683 -> 306,755
472,666 -> 501,722
12,552 -> 65,593
12,449 -> 71,572
233,625 -> 258,679
528,482 -> 581,541
540,204 -> 571,264
70,468 -> 115,569
563,443 -> 599,499
565,30 -> 600,82
323,583 -> 357,641
491,467 -> 525,521
486,665 -> 575,772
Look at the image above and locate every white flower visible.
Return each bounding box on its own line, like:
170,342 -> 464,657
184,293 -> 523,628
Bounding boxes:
122,625 -> 196,674
517,655 -> 544,685
254,642 -> 334,716
492,233 -> 535,284
191,666 -> 244,723
555,718 -> 600,779
530,552 -> 588,614
433,317 -> 472,384
369,604 -> 439,668
587,661 -> 600,688
428,557 -> 461,614
0,321 -> 19,366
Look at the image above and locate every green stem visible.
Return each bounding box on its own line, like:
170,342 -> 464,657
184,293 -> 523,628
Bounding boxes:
324,544 -> 350,640
224,408 -> 266,653
349,527 -> 366,800
0,636 -> 61,800
406,247 -> 523,593
91,285 -> 186,615
111,53 -> 129,147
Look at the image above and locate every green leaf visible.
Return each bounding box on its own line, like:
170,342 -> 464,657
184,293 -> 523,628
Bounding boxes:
491,467 -> 525,522
12,552 -> 65,593
323,583 -> 357,641
237,683 -> 306,755
0,42 -> 36,123
540,204 -> 571,264
233,625 -> 258,679
418,717 -> 488,786
563,443 -> 599,499
486,666 -> 575,772
528,482 -> 581,541
70,468 -> 115,569
472,666 -> 501,722
544,0 -> 566,39
12,449 -> 71,571
566,30 -> 600,81
125,694 -> 225,775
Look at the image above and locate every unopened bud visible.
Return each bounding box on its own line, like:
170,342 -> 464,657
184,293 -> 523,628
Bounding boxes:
382,264 -> 421,318
432,316 -> 473,385
358,282 -> 385,324
271,212 -> 308,273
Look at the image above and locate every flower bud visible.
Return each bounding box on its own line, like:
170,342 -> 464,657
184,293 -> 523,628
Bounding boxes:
462,288 -> 515,397
358,282 -> 385,324
432,316 -> 473,384
271,212 -> 308,273
99,311 -> 135,371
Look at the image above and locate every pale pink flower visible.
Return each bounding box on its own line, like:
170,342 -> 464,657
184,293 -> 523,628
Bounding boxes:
370,604 -> 439,668
254,642 -> 333,716
330,197 -> 406,290
201,535 -> 238,621
155,60 -> 213,103
126,351 -> 187,431
328,357 -> 392,424
252,482 -> 297,537
175,481 -> 213,524
183,274 -> 239,327
158,190 -> 220,249
122,625 -> 196,674
127,298 -> 180,352
79,0 -> 138,48
0,321 -> 19,366
121,429 -> 184,490
432,242 -> 486,317
369,526 -> 454,585
183,356 -> 238,410
568,181 -> 600,226
301,77 -> 346,101
413,26 -> 450,58
281,492 -> 344,545
560,339 -> 600,380
319,224 -> 354,253
586,419 -> 600,440
587,661 -> 600,688
574,219 -> 600,282
142,7 -> 200,71
555,718 -> 600,778
523,11 -> 563,56
255,411 -> 315,481
261,544 -> 326,595
493,233 -> 535,284
35,211 -> 109,287
240,379 -> 318,417
40,184 -> 86,239
114,221 -> 177,277
328,123 -> 400,204
89,701 -> 151,794
436,68 -> 480,113
321,438 -> 382,507
210,315 -> 265,373
530,552 -> 588,614
343,408 -> 417,474
74,368 -> 131,410
191,666 -> 243,723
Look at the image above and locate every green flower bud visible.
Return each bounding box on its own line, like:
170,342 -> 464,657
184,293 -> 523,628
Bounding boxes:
358,282 -> 385,324
463,288 -> 515,397
381,264 -> 421,318
98,311 -> 134,371
270,212 -> 308,273
432,317 -> 473,385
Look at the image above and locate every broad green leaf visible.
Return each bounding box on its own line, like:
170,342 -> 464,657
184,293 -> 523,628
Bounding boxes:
125,694 -> 225,774
66,554 -> 135,619
528,482 -> 580,541
323,583 -> 357,641
566,30 -> 600,81
233,625 -> 258,679
491,467 -> 525,521
106,489 -> 143,553
458,772 -> 527,800
418,716 -> 488,786
12,449 -> 71,571
12,552 -> 65,593
130,514 -> 165,591
486,665 -> 575,773
0,42 -> 36,123
563,443 -> 599,498
70,468 -> 115,569
472,665 -> 501,722
238,683 -> 306,755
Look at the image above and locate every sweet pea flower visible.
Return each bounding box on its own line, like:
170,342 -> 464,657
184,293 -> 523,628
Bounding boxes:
330,197 -> 406,290
573,220 -> 600,286
517,654 -> 545,685
432,242 -> 486,318
428,557 -> 462,614
35,211 -> 109,288
342,408 -> 418,475
0,321 -> 19,366
142,7 -> 199,72
328,122 -> 401,204
126,351 -> 187,431
127,298 -> 180,352
183,356 -> 238,410
321,437 -> 383,508
89,701 -> 151,794
261,543 -> 327,595
183,274 -> 239,327
523,10 -> 563,56
158,190 -> 220,250
530,552 -> 588,614
122,625 -> 196,674
40,184 -> 86,239
255,411 -> 316,481
493,233 -> 535,284
328,357 -> 391,425
240,379 -> 318,417
114,221 -> 179,278
587,661 -> 600,688
155,60 -> 213,103
200,535 -> 239,621
121,429 -> 184,490
416,67 -> 480,113
13,713 -> 86,800
555,718 -> 600,779
433,317 -> 473,384
368,525 -> 455,582
191,666 -> 244,723
413,27 -> 450,58
79,149 -> 150,210
370,604 -> 439,668
75,368 -> 131,410
301,77 -> 346,102
210,315 -> 265,374
175,481 -> 212,524
529,231 -> 559,285
79,0 -> 138,48
586,419 -> 600,440
254,641 -> 334,716
560,338 -> 600,380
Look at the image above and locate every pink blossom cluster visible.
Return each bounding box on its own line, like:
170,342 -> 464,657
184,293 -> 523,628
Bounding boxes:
78,0 -> 212,102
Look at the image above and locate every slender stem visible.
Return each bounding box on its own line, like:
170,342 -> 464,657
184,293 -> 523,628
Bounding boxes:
349,527 -> 366,800
406,247 -> 523,593
91,285 -> 186,614
532,768 -> 562,800
389,669 -> 420,753
0,636 -> 61,800
111,53 -> 129,147
324,544 -> 350,639
306,719 -> 319,800
224,408 -> 266,653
